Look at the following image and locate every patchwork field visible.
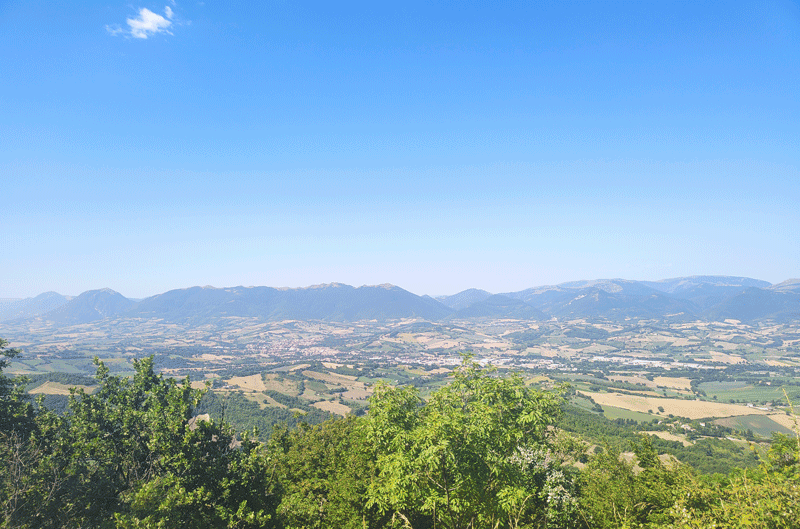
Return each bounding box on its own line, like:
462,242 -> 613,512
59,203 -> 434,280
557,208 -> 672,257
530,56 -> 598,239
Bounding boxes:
312,400 -> 351,416
714,414 -> 794,438
261,374 -> 302,395
698,381 -> 794,404
342,388 -> 371,400
600,405 -> 657,423
586,391 -> 769,420
228,374 -> 268,392
7,316 -> 800,457
766,413 -> 800,433
302,370 -> 358,385
653,376 -> 693,391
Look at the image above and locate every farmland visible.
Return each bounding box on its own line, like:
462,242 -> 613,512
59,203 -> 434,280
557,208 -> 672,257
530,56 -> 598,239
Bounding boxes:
585,391 -> 770,420
5,316 -> 800,450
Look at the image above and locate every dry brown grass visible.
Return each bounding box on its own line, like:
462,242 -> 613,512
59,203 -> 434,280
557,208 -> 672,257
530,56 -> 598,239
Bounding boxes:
312,400 -> 351,416
767,412 -> 800,432
708,351 -> 746,364
321,362 -> 342,369
586,391 -> 769,420
28,381 -> 93,395
302,370 -> 358,384
261,374 -> 301,396
343,388 -> 371,400
653,376 -> 693,391
765,359 -> 793,367
228,374 -> 267,392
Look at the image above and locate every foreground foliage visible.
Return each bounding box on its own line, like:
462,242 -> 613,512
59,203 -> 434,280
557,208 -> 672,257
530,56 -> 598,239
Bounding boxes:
364,360 -> 575,528
1,344 -> 799,528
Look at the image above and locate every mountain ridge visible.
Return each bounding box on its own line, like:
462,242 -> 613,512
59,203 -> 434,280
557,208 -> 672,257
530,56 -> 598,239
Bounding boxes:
3,275 -> 798,325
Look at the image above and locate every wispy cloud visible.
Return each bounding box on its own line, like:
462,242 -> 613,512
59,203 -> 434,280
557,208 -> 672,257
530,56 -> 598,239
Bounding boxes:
106,5 -> 175,39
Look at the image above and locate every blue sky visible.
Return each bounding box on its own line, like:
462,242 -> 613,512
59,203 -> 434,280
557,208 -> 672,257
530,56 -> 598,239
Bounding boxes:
2,1 -> 799,299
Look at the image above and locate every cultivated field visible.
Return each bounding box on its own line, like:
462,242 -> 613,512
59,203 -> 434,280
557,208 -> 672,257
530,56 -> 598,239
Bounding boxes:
585,391 -> 769,420
261,374 -> 301,395
714,414 -> 794,437
653,376 -> 693,391
765,413 -> 800,433
228,374 -> 268,392
312,400 -> 351,416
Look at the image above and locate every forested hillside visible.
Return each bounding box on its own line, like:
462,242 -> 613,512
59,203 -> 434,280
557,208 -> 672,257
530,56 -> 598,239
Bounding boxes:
2,338 -> 799,528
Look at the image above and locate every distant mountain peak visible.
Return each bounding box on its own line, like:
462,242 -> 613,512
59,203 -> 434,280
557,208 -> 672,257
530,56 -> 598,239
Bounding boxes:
770,279 -> 800,292
36,288 -> 135,325
437,289 -> 493,310
5,275 -> 797,326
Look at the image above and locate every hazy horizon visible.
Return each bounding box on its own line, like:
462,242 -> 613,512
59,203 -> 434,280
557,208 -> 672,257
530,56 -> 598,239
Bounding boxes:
3,1 -> 798,299
0,273 -> 794,302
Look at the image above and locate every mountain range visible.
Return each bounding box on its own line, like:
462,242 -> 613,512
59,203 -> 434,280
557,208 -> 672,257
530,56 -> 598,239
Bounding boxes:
1,276 -> 798,326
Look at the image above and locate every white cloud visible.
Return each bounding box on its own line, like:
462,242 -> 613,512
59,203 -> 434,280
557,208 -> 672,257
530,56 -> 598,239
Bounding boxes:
105,25 -> 125,36
107,5 -> 175,39
128,8 -> 172,38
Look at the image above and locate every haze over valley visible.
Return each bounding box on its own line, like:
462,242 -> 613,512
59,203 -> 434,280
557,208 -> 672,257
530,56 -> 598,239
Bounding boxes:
2,2 -> 800,525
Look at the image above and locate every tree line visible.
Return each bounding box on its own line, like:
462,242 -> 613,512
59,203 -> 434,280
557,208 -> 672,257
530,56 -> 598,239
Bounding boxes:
2,338 -> 799,528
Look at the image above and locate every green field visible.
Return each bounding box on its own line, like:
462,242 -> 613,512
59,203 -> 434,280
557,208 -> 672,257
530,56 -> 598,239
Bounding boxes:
699,381 -> 800,404
714,414 -> 794,438
303,379 -> 329,393
601,405 -> 657,423
569,394 -> 601,412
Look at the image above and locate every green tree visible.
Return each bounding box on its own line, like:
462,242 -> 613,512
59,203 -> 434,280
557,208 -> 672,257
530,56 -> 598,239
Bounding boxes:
45,356 -> 203,526
578,436 -> 694,528
0,338 -> 33,433
0,338 -> 35,525
2,355 -> 280,528
269,416 -> 389,529
364,356 -> 571,529
669,432 -> 800,528
116,419 -> 279,528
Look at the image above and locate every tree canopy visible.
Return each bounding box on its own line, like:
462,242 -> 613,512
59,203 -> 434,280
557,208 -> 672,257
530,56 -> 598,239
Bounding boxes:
1,342 -> 800,528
